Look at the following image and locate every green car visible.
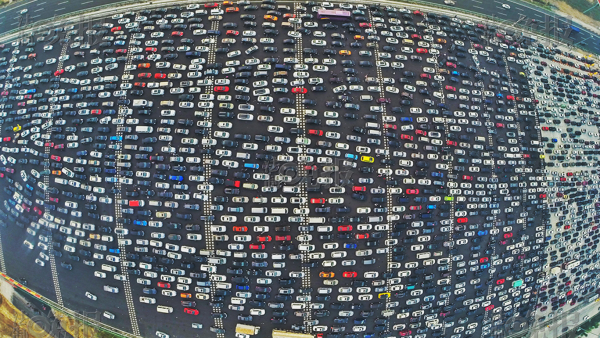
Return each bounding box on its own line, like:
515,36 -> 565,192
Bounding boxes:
444,196 -> 454,201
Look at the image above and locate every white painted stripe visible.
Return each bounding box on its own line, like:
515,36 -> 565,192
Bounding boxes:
55,7 -> 65,11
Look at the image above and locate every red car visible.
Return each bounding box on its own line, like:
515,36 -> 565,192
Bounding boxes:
157,282 -> 170,288
257,236 -> 272,242
413,10 -> 423,15
145,47 -> 157,53
338,225 -> 353,232
399,331 -> 412,337
409,205 -> 422,211
249,244 -> 265,250
400,134 -> 413,141
539,193 -> 547,198
485,305 -> 494,311
233,226 -> 247,232
138,73 -> 152,79
226,30 -> 239,36
359,23 -> 371,28
445,85 -> 456,91
154,73 -> 166,79
111,26 -> 122,32
411,34 -> 422,40
342,272 -> 357,278
503,233 -> 513,239
420,74 -> 431,80
116,49 -> 127,54
446,62 -> 456,68
496,279 -> 505,285
54,69 -> 64,76
462,175 -> 473,181
457,217 -> 468,223
184,308 -> 199,315
204,2 -> 218,7
406,189 -> 419,195
310,198 -> 325,204
384,124 -> 397,129
473,43 -> 483,49
496,123 -> 505,128
415,130 -> 427,136
355,233 -> 369,240
446,140 -> 457,146
304,165 -> 317,171
214,86 -> 229,92
54,144 -> 65,150
479,257 -> 489,263
2,137 -> 10,142
308,129 -> 323,136
91,109 -> 102,115
416,48 -> 428,54
49,197 -> 59,203
33,206 -> 42,215
50,155 -> 61,161
171,31 -> 184,37
45,142 -> 54,147
292,87 -> 307,94
352,186 -> 366,192
5,168 -> 13,174
507,95 -> 515,100
275,235 -> 291,241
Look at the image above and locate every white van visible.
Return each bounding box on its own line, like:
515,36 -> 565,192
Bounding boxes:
101,264 -> 117,272
271,208 -> 288,214
157,306 -> 173,313
135,126 -> 153,133
308,217 -> 326,224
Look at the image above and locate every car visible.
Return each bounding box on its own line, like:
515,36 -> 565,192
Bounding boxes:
343,272 -> 357,278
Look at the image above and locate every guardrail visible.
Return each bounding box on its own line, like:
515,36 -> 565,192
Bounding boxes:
0,272 -> 140,338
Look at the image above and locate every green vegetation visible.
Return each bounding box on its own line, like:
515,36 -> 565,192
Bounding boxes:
576,310 -> 600,336
97,329 -> 122,338
564,0 -> 600,22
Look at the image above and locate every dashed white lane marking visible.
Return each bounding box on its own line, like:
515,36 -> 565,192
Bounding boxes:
0,231 -> 6,273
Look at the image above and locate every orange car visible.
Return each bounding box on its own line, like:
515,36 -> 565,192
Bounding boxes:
225,6 -> 239,12
339,50 -> 351,56
319,272 -> 335,278
264,14 -> 278,21
354,35 -> 364,40
52,170 -> 61,175
138,63 -> 150,69
283,13 -> 296,18
223,0 -> 233,4
436,38 -> 447,44
233,226 -> 248,232
180,293 -> 192,299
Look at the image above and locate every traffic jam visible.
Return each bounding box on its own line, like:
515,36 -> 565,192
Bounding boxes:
0,0 -> 598,337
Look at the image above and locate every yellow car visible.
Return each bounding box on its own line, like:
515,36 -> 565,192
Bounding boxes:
319,271 -> 335,278
360,156 -> 374,163
339,50 -> 351,56
264,14 -> 278,21
89,234 -> 100,240
13,125 -> 21,132
378,292 -> 391,299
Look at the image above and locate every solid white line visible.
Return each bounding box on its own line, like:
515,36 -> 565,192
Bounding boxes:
81,0 -> 93,4
31,14 -> 40,18
473,5 -> 484,9
34,8 -> 43,12
55,7 -> 65,11
57,1 -> 68,4
36,1 -> 45,5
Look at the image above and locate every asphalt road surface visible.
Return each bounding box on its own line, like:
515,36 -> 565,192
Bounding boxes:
0,2 -> 572,338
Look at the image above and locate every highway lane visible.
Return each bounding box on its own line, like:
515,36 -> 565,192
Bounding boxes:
0,0 -> 599,54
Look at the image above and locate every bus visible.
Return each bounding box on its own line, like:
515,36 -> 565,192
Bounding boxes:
317,9 -> 351,21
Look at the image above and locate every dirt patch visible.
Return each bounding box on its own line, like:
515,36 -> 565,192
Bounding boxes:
548,0 -> 600,28
0,292 -> 47,338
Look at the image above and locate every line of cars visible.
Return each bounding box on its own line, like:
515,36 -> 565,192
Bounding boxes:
1,0 -> 600,336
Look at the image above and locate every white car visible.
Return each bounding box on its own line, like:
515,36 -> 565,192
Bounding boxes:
85,292 -> 97,300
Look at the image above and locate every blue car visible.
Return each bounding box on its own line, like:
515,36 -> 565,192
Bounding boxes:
451,70 -> 459,76
110,136 -> 122,141
552,138 -> 558,142
427,205 -> 437,210
243,163 -> 259,169
109,248 -> 120,254
400,117 -> 413,122
496,93 -> 503,98
26,89 -> 36,94
133,220 -> 147,226
114,40 -> 126,45
169,175 -> 183,181
345,153 -> 358,160
344,243 -> 357,249
480,263 -> 491,269
431,172 -> 444,178
477,230 -> 489,236
236,285 -> 249,290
